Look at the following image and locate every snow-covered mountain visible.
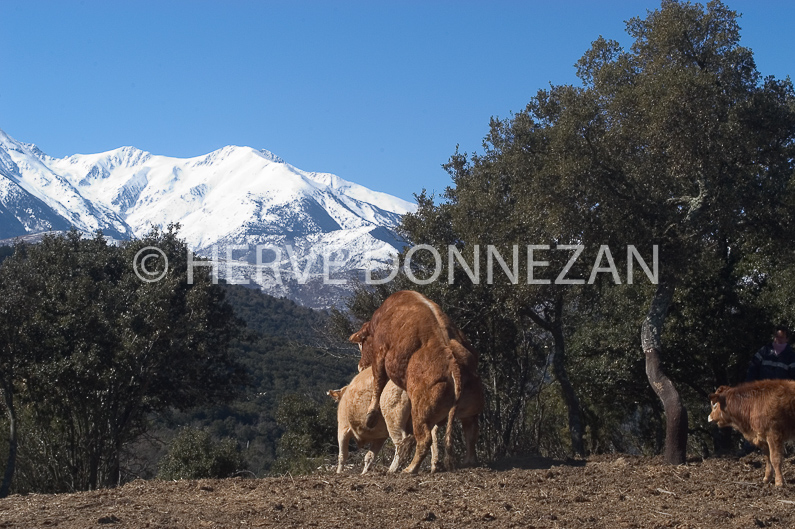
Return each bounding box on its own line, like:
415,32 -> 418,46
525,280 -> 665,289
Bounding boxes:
0,128 -> 415,308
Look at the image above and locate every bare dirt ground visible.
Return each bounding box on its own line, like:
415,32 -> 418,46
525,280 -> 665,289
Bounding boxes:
2,453 -> 795,528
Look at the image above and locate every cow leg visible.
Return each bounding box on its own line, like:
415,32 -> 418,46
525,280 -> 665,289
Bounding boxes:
460,416 -> 479,467
384,389 -> 412,473
443,411 -> 456,472
759,441 -> 774,484
430,425 -> 440,473
390,435 -> 415,472
365,360 -> 389,429
362,438 -> 386,474
388,442 -> 401,473
768,436 -> 786,487
337,427 -> 353,473
404,419 -> 433,474
404,390 -> 446,473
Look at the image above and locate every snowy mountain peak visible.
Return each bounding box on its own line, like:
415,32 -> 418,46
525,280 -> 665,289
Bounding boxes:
0,127 -> 416,307
0,128 -> 14,146
0,128 -> 30,156
59,145 -> 153,173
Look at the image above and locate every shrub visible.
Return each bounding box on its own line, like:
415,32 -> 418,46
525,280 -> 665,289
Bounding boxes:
270,393 -> 337,475
158,427 -> 243,480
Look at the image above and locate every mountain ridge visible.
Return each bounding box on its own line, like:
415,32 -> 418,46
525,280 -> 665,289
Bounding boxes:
0,128 -> 414,307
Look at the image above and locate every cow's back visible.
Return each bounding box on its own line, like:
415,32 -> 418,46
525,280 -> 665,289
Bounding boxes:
368,291 -> 454,389
717,379 -> 795,439
750,380 -> 795,437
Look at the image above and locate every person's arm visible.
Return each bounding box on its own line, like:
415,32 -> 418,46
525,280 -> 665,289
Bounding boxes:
745,347 -> 764,382
787,346 -> 795,380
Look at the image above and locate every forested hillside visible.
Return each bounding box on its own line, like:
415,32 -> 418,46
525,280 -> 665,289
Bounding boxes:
144,284 -> 358,479
0,234 -> 359,494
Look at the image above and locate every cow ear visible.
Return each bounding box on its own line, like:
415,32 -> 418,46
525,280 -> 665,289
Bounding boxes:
709,393 -> 718,403
327,388 -> 344,402
349,321 -> 371,344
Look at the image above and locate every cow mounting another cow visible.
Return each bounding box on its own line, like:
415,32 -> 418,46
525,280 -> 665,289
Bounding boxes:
349,290 -> 484,473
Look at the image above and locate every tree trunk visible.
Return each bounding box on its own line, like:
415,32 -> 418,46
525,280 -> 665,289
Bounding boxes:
550,320 -> 585,457
642,279 -> 687,465
1,385 -> 17,498
500,342 -> 531,456
527,296 -> 585,457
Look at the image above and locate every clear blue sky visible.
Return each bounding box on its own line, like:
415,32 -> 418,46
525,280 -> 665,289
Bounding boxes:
1,1 -> 793,203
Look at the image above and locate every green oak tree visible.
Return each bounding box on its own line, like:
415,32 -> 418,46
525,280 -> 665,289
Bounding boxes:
443,0 -> 795,463
0,228 -> 245,493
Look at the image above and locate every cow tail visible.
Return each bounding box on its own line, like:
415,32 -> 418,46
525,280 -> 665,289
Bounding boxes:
444,350 -> 462,470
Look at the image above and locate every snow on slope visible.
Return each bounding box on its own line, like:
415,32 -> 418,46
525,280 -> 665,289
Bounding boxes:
42,143 -> 414,247
0,127 -> 416,307
0,129 -> 133,238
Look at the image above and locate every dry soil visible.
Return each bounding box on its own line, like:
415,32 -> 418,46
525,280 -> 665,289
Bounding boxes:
2,453 -> 795,528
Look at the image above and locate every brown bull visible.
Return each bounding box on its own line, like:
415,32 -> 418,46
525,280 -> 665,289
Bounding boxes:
709,379 -> 795,486
349,290 -> 483,473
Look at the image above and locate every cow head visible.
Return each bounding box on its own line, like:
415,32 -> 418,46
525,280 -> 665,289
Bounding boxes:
708,386 -> 730,425
327,386 -> 348,403
349,321 -> 373,372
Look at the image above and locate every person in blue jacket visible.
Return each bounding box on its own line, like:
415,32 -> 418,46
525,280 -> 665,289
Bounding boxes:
745,325 -> 795,382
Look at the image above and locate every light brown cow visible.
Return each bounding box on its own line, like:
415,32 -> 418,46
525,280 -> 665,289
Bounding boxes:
349,290 -> 484,473
330,363 -> 483,473
709,379 -> 795,486
327,367 -> 414,473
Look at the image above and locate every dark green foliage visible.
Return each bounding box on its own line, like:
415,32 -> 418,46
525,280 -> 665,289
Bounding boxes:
0,228 -> 245,493
567,283 -> 665,455
513,1 -> 793,459
152,284 -> 358,478
0,246 -> 12,265
0,230 -> 355,490
157,427 -> 243,480
550,0 -> 795,460
222,285 -> 325,339
270,393 -> 338,475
